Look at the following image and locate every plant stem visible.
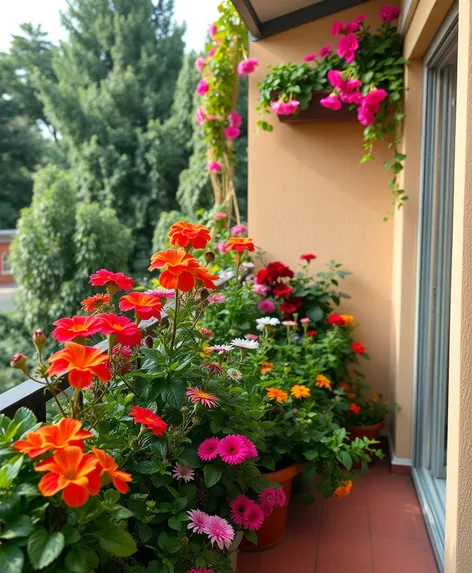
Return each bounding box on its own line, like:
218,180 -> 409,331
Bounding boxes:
170,289 -> 180,349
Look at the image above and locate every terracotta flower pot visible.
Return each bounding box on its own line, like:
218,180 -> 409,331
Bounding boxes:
241,463 -> 303,552
346,419 -> 385,441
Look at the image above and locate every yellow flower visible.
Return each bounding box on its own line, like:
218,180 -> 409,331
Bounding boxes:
266,387 -> 288,403
290,385 -> 311,399
341,314 -> 355,326
333,480 -> 352,499
315,375 -> 332,390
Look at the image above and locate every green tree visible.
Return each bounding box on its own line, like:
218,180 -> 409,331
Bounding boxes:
11,165 -> 133,331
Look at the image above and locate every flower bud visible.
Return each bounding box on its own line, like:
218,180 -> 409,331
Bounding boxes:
143,335 -> 153,348
200,288 -> 209,301
32,330 -> 46,353
204,251 -> 216,264
159,316 -> 170,329
10,353 -> 29,375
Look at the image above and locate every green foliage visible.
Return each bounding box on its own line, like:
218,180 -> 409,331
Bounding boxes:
11,165 -> 132,331
0,314 -> 31,394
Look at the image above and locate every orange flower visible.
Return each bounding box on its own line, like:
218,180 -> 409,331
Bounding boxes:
149,249 -> 201,291
349,403 -> 361,415
168,222 -> 211,250
13,431 -> 50,458
347,393 -> 356,399
266,387 -> 288,403
340,314 -> 355,326
315,375 -> 332,390
290,385 -> 311,399
226,237 -> 255,253
92,448 -> 132,494
35,446 -> 100,507
81,293 -> 110,313
193,265 -> 218,290
52,315 -> 102,343
119,292 -> 163,321
259,361 -> 274,375
339,382 -> 351,392
48,341 -> 111,390
371,394 -> 379,404
35,418 -> 93,451
333,480 -> 352,499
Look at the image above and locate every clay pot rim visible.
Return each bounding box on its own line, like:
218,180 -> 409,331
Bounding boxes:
263,463 -> 304,483
345,419 -> 385,433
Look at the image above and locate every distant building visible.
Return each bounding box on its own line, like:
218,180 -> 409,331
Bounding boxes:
0,230 -> 16,286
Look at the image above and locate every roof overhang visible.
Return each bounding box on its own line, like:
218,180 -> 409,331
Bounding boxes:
231,0 -> 368,39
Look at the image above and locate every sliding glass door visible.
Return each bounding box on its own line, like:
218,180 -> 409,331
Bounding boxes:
413,5 -> 457,571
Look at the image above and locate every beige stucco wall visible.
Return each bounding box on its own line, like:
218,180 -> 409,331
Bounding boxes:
248,0 -> 397,401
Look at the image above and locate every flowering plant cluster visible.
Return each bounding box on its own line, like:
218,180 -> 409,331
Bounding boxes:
256,5 -> 407,210
341,377 -> 398,426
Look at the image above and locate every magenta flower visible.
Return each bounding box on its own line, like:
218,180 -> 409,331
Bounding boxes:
355,14 -> 366,24
188,568 -> 215,573
203,515 -> 235,549
196,107 -> 206,125
245,333 -> 259,341
380,5 -> 401,22
209,22 -> 218,37
224,126 -> 240,140
241,436 -> 258,458
344,20 -> 360,33
252,283 -> 270,295
363,89 -> 388,108
195,57 -> 206,72
343,78 -> 362,93
213,212 -> 227,221
172,463 -> 195,483
198,437 -> 220,461
259,487 -> 277,516
319,44 -> 333,58
327,70 -> 345,90
301,317 -> 310,324
187,509 -> 210,534
331,20 -> 344,36
218,435 -> 248,465
228,111 -> 242,128
237,57 -> 259,76
357,107 -> 375,126
208,46 -> 217,58
274,487 -> 287,507
270,99 -> 300,115
207,293 -> 226,305
243,501 -> 265,531
304,52 -> 316,62
231,223 -> 247,236
258,300 -> 275,314
216,241 -> 228,254
337,33 -> 359,63
207,160 -> 222,173
230,494 -> 252,526
187,387 -> 219,408
341,92 -> 364,104
196,80 -> 209,96
320,94 -> 342,111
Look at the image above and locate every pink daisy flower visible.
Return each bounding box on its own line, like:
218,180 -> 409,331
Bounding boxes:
207,293 -> 226,305
258,487 -> 277,516
245,334 -> 259,341
200,361 -> 223,376
217,435 -> 248,465
200,328 -> 214,337
241,436 -> 258,458
198,437 -> 220,461
203,515 -> 235,549
243,501 -> 265,531
187,509 -> 210,534
145,288 -> 175,299
186,387 -> 219,408
301,317 -> 310,324
172,463 -> 195,483
274,487 -> 287,507
209,344 -> 232,354
230,494 -> 253,526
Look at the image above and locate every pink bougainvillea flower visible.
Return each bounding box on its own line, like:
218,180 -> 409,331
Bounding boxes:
52,315 -> 102,343
196,80 -> 209,96
198,437 -> 220,461
230,494 -> 253,526
304,52 -> 316,62
224,126 -> 240,140
243,501 -> 265,531
207,160 -> 222,173
270,99 -> 300,115
337,33 -> 359,63
228,110 -> 242,128
327,70 -> 345,90
231,223 -> 247,236
241,436 -> 258,458
217,435 -> 248,465
380,4 -> 401,22
203,515 -> 235,549
195,57 -> 206,72
331,20 -> 344,36
319,44 -> 333,58
187,509 -> 210,534
237,57 -> 259,76
186,387 -> 219,408
98,314 -> 142,346
172,463 -> 195,483
89,269 -> 134,293
258,300 -> 275,313
320,94 -> 342,111
209,22 -> 218,37
196,106 -> 206,124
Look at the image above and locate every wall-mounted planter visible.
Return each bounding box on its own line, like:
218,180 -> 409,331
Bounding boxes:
278,90 -> 357,124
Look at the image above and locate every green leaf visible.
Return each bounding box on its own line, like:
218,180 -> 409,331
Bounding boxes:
168,516 -> 181,531
138,523 -> 152,544
28,529 -> 65,570
0,544 -> 24,573
62,524 -> 81,546
1,515 -> 34,539
97,524 -> 137,557
104,489 -> 120,504
162,383 -> 186,409
203,465 -> 222,488
65,546 -> 89,573
178,447 -> 201,468
0,456 -> 23,488
244,530 -> 258,545
306,306 -> 324,323
338,451 -> 353,470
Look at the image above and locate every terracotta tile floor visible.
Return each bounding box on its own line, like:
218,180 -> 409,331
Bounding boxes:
238,460 -> 439,573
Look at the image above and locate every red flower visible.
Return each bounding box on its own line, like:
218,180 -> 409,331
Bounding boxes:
52,315 -> 103,342
129,406 -> 168,436
89,269 -> 134,294
98,314 -> 142,346
48,341 -> 111,390
351,342 -> 365,354
280,297 -> 303,316
92,448 -> 132,494
300,253 -> 316,261
272,284 -> 293,299
81,293 -> 110,313
256,262 -> 294,285
226,237 -> 255,253
307,330 -> 317,336
328,313 -> 346,326
349,403 -> 361,415
119,292 -> 163,321
149,249 -> 201,291
168,221 -> 211,250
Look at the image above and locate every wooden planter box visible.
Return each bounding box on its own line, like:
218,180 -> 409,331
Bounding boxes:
278,90 -> 357,124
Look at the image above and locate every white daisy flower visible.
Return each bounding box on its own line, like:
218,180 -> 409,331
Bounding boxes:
209,344 -> 233,354
172,463 -> 195,483
256,317 -> 272,330
226,368 -> 242,381
231,338 -> 260,350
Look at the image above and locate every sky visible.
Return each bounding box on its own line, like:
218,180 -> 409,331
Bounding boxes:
0,0 -> 219,53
